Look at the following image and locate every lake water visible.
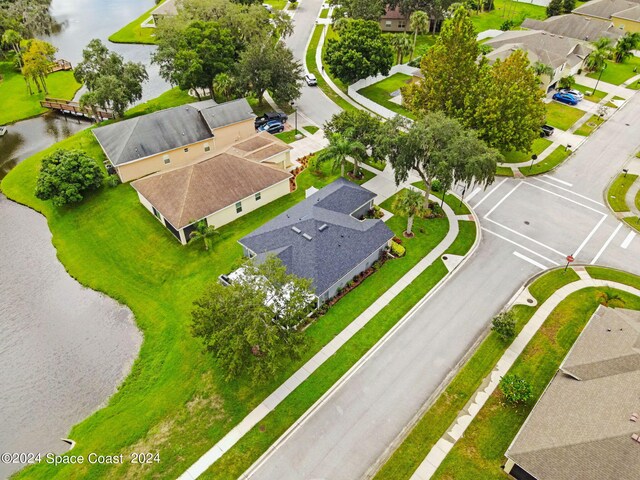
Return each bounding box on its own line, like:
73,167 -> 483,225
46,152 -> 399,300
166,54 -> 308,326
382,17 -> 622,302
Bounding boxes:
0,0 -> 169,476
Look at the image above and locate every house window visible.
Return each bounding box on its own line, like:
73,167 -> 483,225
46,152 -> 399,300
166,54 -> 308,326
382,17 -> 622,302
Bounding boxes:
235,201 -> 242,213
152,206 -> 162,220
163,154 -> 170,164
398,20 -> 406,28
184,147 -> 189,153
204,144 -> 210,152
255,192 -> 261,201
385,20 -> 392,27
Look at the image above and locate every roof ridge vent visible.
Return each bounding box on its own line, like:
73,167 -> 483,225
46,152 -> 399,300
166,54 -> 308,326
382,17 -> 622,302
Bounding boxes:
319,224 -> 328,232
302,233 -> 313,241
291,226 -> 301,234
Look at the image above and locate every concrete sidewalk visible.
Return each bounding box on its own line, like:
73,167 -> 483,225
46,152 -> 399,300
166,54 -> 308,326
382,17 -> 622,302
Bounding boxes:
410,267 -> 640,480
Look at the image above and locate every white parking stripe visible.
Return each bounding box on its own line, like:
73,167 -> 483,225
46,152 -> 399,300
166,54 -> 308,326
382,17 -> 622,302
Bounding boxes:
524,181 -> 606,215
482,227 -> 560,265
573,215 -> 607,259
621,231 -> 637,249
543,175 -> 573,187
484,217 -> 568,258
465,187 -> 482,202
513,251 -> 547,270
484,183 -> 521,217
591,223 -> 623,264
473,178 -> 508,208
530,177 -> 603,207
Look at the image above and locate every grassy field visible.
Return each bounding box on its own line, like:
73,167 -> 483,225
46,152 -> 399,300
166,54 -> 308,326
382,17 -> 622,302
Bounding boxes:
202,193 -> 477,479
374,268 -> 581,480
607,173 -> 638,212
357,73 -> 416,119
108,1 -> 159,44
469,0 -> 546,32
587,56 -> 640,86
500,137 -> 552,164
573,114 -> 605,136
266,0 -> 288,9
0,58 -> 82,125
520,146 -> 569,176
432,284 -> 640,479
545,101 -> 585,131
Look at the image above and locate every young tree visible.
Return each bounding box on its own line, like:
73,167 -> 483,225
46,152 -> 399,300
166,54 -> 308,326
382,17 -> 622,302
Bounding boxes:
75,39 -> 148,117
614,32 -> 640,63
153,20 -> 236,99
191,255 -> 314,383
409,10 -> 430,59
21,38 -> 56,94
388,32 -> 413,64
189,220 -> 220,251
403,6 -> 479,119
316,132 -> 367,177
393,188 -> 425,236
491,311 -> 516,341
35,149 -> 105,206
235,39 -> 303,105
1,29 -> 23,68
557,75 -> 575,90
324,110 -> 383,163
325,19 -> 394,84
500,374 -> 532,406
468,49 -> 546,153
213,72 -> 236,101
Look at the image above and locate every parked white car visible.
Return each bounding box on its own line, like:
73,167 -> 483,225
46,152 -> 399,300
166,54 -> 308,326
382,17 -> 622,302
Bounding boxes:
305,73 -> 317,86
559,88 -> 584,101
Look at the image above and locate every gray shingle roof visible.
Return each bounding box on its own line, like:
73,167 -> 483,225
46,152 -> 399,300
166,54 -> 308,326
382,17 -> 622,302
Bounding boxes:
573,0 -> 640,19
506,307 -> 640,480
198,98 -> 256,130
152,0 -> 177,17
521,14 -> 624,42
239,178 -> 394,296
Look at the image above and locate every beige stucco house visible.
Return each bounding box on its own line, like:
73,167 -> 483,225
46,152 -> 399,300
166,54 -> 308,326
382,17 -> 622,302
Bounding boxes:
93,98 -> 257,183
573,0 -> 640,33
380,6 -> 410,32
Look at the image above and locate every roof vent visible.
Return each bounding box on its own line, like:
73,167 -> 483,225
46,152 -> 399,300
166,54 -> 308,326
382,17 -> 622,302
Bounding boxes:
302,233 -> 313,241
291,227 -> 301,234
319,224 -> 328,232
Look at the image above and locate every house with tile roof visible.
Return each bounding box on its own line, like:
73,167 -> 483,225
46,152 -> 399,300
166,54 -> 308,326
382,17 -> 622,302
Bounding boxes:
237,178 -> 394,304
504,306 -> 640,480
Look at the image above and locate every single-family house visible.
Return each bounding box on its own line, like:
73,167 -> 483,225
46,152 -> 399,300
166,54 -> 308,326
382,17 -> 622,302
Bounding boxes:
521,14 -> 624,42
131,133 -> 293,244
151,0 -> 178,24
504,306 -> 640,480
573,0 -> 640,33
93,98 -> 258,182
237,178 -> 395,305
380,6 -> 410,32
484,30 -> 594,91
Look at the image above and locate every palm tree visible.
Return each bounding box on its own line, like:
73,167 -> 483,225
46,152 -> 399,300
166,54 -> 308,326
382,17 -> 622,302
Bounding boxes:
596,289 -> 626,308
397,33 -> 413,64
316,132 -> 366,178
585,47 -> 609,73
213,73 -> 235,101
532,61 -> 553,79
614,32 -> 640,63
392,189 -> 425,237
409,11 -> 430,60
189,220 -> 220,251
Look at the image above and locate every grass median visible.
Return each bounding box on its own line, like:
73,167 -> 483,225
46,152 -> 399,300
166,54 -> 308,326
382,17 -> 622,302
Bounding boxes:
607,173 -> 638,212
519,146 -> 569,176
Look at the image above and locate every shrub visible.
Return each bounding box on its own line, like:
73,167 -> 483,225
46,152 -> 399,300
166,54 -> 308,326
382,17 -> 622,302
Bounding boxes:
390,240 -> 406,257
500,374 -> 532,406
35,149 -> 104,207
431,178 -> 442,192
558,75 -> 575,90
106,174 -> 120,187
491,310 -> 516,342
500,19 -> 515,31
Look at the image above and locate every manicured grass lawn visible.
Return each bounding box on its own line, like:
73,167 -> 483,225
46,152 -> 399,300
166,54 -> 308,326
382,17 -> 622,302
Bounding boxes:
496,165 -> 514,177
319,7 -> 329,18
0,58 -> 82,125
411,181 -> 471,215
500,137 -> 552,164
266,0 -> 288,9
586,267 -> 640,289
374,268 -> 580,480
571,83 -> 607,103
108,2 -> 159,44
274,129 -> 302,143
573,114 -> 605,136
637,188 -> 640,211
203,194 -> 476,479
432,285 -> 640,480
302,125 -> 319,135
519,146 -> 569,176
364,157 -> 387,171
470,0 -> 546,32
545,101 -> 585,131
125,87 -> 195,117
587,56 -> 640,86
607,173 -> 638,212
357,73 -> 416,119
623,216 -> 640,232
385,33 -> 437,63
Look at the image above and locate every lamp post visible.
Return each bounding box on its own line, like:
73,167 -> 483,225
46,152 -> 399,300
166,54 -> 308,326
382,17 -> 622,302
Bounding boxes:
594,62 -> 607,94
529,154 -> 537,172
290,101 -> 299,138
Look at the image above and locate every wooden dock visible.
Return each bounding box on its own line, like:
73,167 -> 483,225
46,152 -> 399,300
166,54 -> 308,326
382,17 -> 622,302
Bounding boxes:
40,97 -> 115,121
50,59 -> 72,73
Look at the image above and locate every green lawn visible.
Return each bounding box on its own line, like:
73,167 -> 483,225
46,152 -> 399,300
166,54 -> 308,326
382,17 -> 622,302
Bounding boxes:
265,0 -> 288,9
108,1 -> 159,44
496,165 -> 514,177
274,129 -> 302,143
520,146 -> 569,176
637,188 -> 640,211
573,114 -> 605,136
470,0 -> 546,32
432,285 -> 640,479
319,7 -> 329,18
0,58 -> 82,125
357,73 -> 416,119
202,195 -> 477,479
587,56 -> 640,86
301,125 -> 319,135
385,32 -> 437,63
571,83 -> 607,103
545,101 -> 585,131
364,157 -> 387,171
411,181 -> 471,215
374,268 -> 581,480
125,87 -> 195,117
500,137 -> 552,164
607,173 -> 638,212
623,216 -> 640,233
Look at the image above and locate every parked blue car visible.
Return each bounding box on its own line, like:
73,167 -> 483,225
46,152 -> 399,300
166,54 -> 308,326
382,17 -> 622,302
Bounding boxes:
258,120 -> 285,134
552,92 -> 579,106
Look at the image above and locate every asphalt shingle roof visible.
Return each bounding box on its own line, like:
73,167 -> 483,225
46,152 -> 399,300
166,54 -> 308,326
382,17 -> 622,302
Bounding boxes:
521,14 -> 624,41
573,0 -> 640,19
198,98 -> 256,130
239,178 -> 394,296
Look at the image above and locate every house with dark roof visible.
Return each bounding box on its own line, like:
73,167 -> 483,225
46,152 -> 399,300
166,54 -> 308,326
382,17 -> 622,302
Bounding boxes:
521,14 -> 624,42
93,98 -> 258,182
573,0 -> 640,33
237,178 -> 394,304
504,306 -> 640,480
131,132 -> 293,244
380,6 -> 410,32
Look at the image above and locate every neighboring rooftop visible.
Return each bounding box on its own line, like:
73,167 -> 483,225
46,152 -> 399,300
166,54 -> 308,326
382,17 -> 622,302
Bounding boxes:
131,151 -> 291,229
198,98 -> 255,131
226,131 -> 290,163
573,0 -> 640,20
239,178 -> 394,296
382,6 -> 407,19
521,14 -> 624,41
614,4 -> 640,20
506,307 -> 640,480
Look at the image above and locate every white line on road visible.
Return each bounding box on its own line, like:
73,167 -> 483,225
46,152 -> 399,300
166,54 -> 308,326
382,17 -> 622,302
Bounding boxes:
591,223 -> 623,264
513,251 -> 547,270
482,227 -> 560,265
465,187 -> 482,202
530,177 -> 604,207
473,178 -> 508,208
523,181 -> 606,215
483,217 -> 568,258
484,182 -> 521,218
542,174 -> 573,187
621,231 -> 637,249
573,215 -> 608,259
